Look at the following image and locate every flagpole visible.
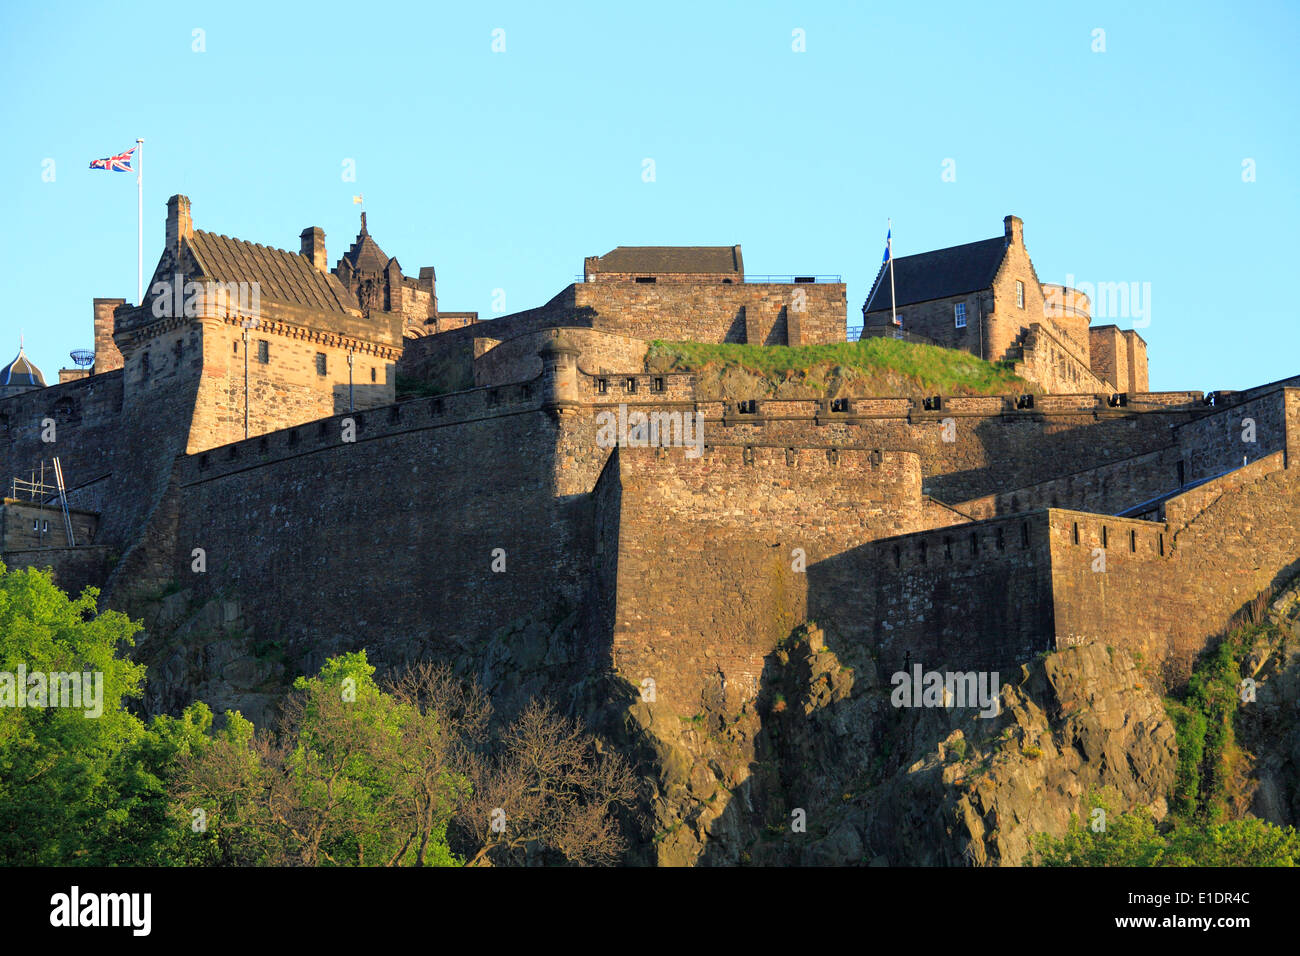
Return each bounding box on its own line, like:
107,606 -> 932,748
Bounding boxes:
888,218 -> 897,328
136,138 -> 144,304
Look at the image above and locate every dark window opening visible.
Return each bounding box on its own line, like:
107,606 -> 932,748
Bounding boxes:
1021,522 -> 1030,547
1102,526 -> 1109,548
1158,533 -> 1165,556
257,340 -> 269,363
919,540 -> 928,564
315,353 -> 327,376
370,366 -> 376,383
635,276 -> 656,284
970,532 -> 979,556
1129,529 -> 1137,552
1072,522 -> 1080,544
996,528 -> 1005,551
738,399 -> 757,414
652,377 -> 665,393
232,341 -> 238,355
625,378 -> 636,393
831,398 -> 848,413
597,378 -> 608,395
943,537 -> 953,560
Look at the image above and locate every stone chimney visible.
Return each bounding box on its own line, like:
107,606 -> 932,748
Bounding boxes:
166,194 -> 193,253
300,227 -> 327,270
1004,215 -> 1024,247
92,297 -> 126,373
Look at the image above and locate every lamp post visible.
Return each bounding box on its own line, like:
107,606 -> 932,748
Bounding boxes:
241,317 -> 260,439
347,349 -> 354,412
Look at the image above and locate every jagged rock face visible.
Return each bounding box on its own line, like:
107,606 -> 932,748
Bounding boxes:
621,632 -> 1177,867
1239,585 -> 1300,827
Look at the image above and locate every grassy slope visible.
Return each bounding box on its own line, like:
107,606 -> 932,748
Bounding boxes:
645,337 -> 1029,400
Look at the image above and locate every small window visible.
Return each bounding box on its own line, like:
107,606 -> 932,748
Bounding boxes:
1129,529 -> 1137,552
625,378 -> 636,393
954,302 -> 967,328
738,399 -> 757,414
943,537 -> 953,560
1158,533 -> 1165,556
257,340 -> 269,363
996,528 -> 1005,551
1016,281 -> 1025,309
970,532 -> 979,556
918,541 -> 927,564
1072,522 -> 1080,544
233,340 -> 238,355
315,353 -> 327,376
652,377 -> 665,393
1021,522 -> 1030,547
597,378 -> 608,394
1101,526 -> 1109,548
635,276 -> 656,284
370,366 -> 376,383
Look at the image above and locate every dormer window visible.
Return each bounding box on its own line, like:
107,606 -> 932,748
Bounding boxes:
1016,281 -> 1025,309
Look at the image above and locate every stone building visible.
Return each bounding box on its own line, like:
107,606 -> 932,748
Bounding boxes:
862,215 -> 1148,394
583,245 -> 744,283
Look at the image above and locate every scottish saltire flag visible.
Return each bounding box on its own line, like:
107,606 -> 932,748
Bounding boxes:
89,146 -> 136,172
882,228 -> 891,263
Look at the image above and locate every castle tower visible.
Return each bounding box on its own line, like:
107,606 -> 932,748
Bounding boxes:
538,331 -> 581,414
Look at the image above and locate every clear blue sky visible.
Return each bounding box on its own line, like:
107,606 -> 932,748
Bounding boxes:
3,0 -> 1296,392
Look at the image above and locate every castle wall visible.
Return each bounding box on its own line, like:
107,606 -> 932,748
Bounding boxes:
603,444 -> 928,717
955,446 -> 1180,520
132,389 -> 592,682
1049,451 -> 1300,685
1013,321 -> 1111,394
1174,387 -> 1290,483
1124,331 -> 1149,392
475,328 -> 650,387
863,513 -> 1057,676
1088,326 -> 1130,393
1,545 -> 113,599
188,316 -> 396,453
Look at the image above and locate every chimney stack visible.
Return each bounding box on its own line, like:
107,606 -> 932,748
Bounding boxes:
300,227 -> 327,271
166,194 -> 193,252
1004,215 -> 1023,247
92,297 -> 126,374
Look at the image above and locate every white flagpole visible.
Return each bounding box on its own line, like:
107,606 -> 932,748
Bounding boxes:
888,218 -> 897,328
135,138 -> 144,304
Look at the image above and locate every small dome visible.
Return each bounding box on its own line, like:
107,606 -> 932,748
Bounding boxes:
1,342 -> 45,388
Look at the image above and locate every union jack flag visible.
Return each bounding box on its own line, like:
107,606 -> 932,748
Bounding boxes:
89,146 -> 136,172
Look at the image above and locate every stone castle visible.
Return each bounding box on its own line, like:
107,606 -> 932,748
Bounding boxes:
2,195 -> 1297,773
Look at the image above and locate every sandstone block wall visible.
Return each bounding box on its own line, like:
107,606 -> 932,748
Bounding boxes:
865,513 -> 1057,676
1,502 -> 99,549
1174,388 -> 1289,483
602,444 -> 927,716
1089,325 -> 1130,392
864,290 -> 987,352
0,545 -> 112,599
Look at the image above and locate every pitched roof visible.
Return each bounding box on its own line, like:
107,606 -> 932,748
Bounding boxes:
187,230 -> 354,313
588,245 -> 743,276
1,343 -> 46,388
863,236 -> 1007,314
339,213 -> 392,274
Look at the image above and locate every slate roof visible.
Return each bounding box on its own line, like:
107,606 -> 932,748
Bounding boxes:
863,236 -> 1007,314
339,213 -> 393,274
588,245 -> 743,276
187,230 -> 354,313
1,343 -> 46,388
